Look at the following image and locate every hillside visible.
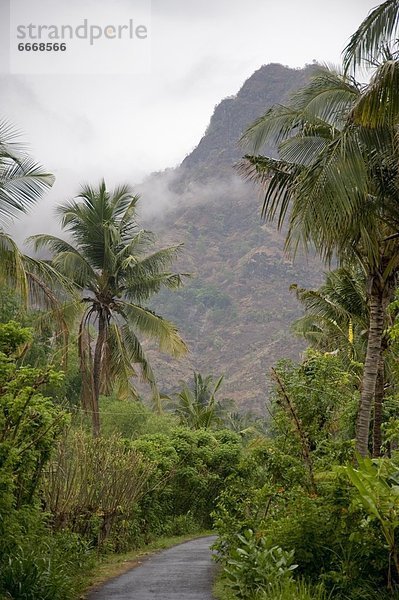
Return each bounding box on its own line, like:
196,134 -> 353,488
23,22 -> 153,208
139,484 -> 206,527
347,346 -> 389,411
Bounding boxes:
143,63 -> 322,412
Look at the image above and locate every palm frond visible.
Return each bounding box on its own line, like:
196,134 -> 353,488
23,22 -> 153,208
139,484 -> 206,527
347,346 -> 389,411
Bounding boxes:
351,59 -> 399,127
0,231 -> 29,301
121,245 -> 183,277
343,0 -> 399,73
101,322 -> 139,399
291,267 -> 368,360
0,157 -> 54,224
241,105 -> 303,153
28,234 -> 96,288
119,301 -> 187,357
238,155 -> 300,228
124,272 -> 186,303
100,320 -> 164,413
0,119 -> 54,225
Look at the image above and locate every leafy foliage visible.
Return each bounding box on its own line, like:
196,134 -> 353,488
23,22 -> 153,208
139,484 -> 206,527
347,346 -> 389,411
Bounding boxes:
42,428 -> 154,546
224,529 -> 297,599
132,427 -> 242,540
0,321 -> 90,600
0,119 -> 54,225
341,456 -> 399,587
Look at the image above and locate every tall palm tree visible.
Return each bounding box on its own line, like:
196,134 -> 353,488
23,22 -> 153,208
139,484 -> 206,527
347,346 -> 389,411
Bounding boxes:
240,65 -> 399,456
292,267 -> 387,457
30,181 -> 187,435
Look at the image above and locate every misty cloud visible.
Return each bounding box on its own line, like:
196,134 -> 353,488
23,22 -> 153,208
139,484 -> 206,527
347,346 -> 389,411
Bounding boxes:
1,0 -> 377,247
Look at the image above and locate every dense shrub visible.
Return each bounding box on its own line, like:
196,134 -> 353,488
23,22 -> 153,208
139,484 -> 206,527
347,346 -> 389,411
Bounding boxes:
42,428 -> 154,546
0,321 -> 89,600
213,352 -> 394,599
132,428 -> 242,540
1,529 -> 93,600
99,396 -> 177,439
223,529 -> 297,599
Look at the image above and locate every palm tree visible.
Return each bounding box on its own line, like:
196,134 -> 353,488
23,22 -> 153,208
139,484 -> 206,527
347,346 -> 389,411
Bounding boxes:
240,65 -> 399,456
30,181 -> 187,435
292,268 -> 385,457
0,119 -> 54,300
172,372 -> 230,429
291,267 -> 368,363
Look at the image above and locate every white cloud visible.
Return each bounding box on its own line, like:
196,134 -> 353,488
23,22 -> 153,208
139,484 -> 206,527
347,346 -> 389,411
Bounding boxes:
1,0 -> 378,232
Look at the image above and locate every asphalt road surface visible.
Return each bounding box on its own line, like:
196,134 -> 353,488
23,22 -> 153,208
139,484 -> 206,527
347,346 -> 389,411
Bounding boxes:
88,536 -> 217,600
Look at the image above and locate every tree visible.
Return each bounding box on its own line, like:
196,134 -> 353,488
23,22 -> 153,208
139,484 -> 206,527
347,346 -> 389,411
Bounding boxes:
240,65 -> 399,456
172,372 -> 230,429
30,181 -> 187,435
292,268 -> 390,457
291,267 -> 368,363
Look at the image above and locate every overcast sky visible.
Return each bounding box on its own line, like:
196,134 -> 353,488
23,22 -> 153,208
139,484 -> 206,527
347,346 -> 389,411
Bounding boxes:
0,0 -> 378,235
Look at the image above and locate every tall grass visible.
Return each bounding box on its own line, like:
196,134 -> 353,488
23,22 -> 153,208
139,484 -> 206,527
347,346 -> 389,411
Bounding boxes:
214,577 -> 328,600
256,579 -> 328,599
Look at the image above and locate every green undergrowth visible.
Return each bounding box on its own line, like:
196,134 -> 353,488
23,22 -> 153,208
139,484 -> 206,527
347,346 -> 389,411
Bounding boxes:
213,573 -> 329,600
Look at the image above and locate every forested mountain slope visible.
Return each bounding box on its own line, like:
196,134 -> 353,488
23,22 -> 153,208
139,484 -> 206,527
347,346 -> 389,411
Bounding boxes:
145,63 -> 322,411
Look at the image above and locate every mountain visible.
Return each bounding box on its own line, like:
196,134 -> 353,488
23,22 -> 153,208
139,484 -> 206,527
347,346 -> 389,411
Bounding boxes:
180,62 -> 314,176
142,63 -> 322,412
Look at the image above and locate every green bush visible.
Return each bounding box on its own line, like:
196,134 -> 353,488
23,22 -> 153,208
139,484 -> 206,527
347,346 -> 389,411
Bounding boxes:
223,529 -> 297,599
212,351 -> 395,599
99,396 -> 177,439
0,321 -> 92,600
0,530 -> 93,600
214,578 -> 328,600
132,428 -> 242,539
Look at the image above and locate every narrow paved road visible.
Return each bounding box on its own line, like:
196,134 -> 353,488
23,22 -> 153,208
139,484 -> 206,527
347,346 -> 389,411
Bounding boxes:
88,536 -> 217,600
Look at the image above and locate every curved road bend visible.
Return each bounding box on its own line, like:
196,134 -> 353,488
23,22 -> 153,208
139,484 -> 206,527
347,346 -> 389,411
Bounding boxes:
88,535 -> 217,600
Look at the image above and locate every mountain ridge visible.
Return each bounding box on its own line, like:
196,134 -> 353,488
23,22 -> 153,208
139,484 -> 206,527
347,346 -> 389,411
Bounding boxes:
142,62 -> 321,411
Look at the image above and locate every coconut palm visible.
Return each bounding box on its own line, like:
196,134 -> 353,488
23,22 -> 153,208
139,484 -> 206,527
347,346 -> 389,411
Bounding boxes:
240,65 -> 399,456
291,267 -> 368,362
172,372 -> 230,430
30,181 -> 187,435
292,267 -> 386,457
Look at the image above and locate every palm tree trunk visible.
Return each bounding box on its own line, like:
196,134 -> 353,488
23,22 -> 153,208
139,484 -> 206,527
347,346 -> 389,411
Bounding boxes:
92,311 -> 106,437
372,361 -> 384,458
356,286 -> 385,457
